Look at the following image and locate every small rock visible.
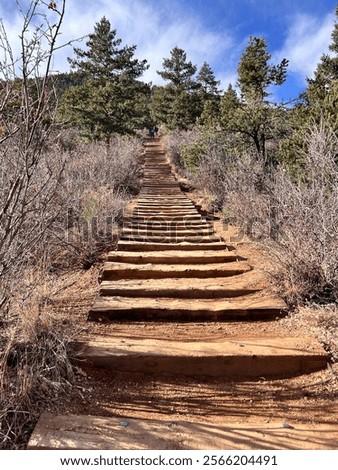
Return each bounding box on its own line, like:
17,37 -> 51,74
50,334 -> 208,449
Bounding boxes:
119,421 -> 129,427
282,422 -> 294,429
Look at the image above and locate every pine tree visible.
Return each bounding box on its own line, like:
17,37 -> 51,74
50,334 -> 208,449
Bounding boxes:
237,36 -> 288,102
196,62 -> 221,126
220,37 -> 288,158
278,6 -> 338,175
220,84 -> 240,129
59,17 -> 149,140
196,62 -> 221,96
153,47 -> 200,129
157,47 -> 197,91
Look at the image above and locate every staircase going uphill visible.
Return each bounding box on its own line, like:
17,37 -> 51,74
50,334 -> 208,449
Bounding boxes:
28,138 -> 333,450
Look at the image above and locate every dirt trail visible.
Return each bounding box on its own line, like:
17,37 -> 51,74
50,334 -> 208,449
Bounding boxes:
28,139 -> 338,450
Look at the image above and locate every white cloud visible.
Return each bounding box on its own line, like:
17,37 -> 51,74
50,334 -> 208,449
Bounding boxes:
0,0 -> 234,84
275,12 -> 335,82
66,0 -> 233,86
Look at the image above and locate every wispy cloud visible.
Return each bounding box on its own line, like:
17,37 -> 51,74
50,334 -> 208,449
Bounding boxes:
275,12 -> 335,82
64,0 -> 234,85
0,0 -> 234,83
1,0 -> 335,101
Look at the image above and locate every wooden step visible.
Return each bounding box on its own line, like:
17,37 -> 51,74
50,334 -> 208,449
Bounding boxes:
132,209 -> 199,215
135,203 -> 195,208
120,235 -> 223,243
99,261 -> 251,281
88,293 -> 287,322
123,225 -> 212,233
116,240 -> 233,251
126,222 -> 212,230
98,275 -> 260,298
28,413 -> 338,450
137,200 -> 192,204
143,178 -> 175,182
129,213 -> 204,219
129,218 -> 204,225
107,250 -> 245,264
140,190 -> 183,194
137,197 -> 189,201
137,200 -> 190,204
121,228 -> 214,237
142,185 -> 179,189
77,334 -> 327,377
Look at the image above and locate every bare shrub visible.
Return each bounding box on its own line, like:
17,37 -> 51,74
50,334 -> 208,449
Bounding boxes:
167,123 -> 338,305
216,151 -> 271,238
0,133 -> 66,278
0,1 -> 68,284
0,283 -> 76,449
48,135 -> 142,269
163,128 -> 228,210
218,124 -> 338,304
164,128 -> 267,215
0,2 -> 77,449
264,123 -> 338,304
228,124 -> 338,304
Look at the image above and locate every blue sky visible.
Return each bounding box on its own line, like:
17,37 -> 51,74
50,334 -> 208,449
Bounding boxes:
0,0 -> 337,102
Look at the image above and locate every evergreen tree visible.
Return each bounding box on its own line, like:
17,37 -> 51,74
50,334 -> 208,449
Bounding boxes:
196,62 -> 221,96
220,84 -> 240,129
157,47 -> 197,91
59,17 -> 149,140
220,37 -> 288,158
153,47 -> 200,129
196,62 -> 221,126
237,36 -> 288,102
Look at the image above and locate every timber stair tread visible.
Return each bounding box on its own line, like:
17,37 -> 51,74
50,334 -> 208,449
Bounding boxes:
28,413 -> 338,450
133,199 -> 195,204
129,213 -> 203,218
87,293 -> 287,322
132,208 -> 199,213
98,280 -> 261,298
121,228 -> 215,237
98,270 -> 263,298
125,222 -> 212,229
119,235 -> 223,243
98,260 -> 252,280
76,334 -> 327,377
107,249 -> 245,263
116,240 -> 232,251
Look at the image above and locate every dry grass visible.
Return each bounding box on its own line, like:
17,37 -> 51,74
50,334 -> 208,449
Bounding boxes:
0,132 -> 142,278
48,134 -> 143,270
0,291 -> 76,449
281,304 -> 338,364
